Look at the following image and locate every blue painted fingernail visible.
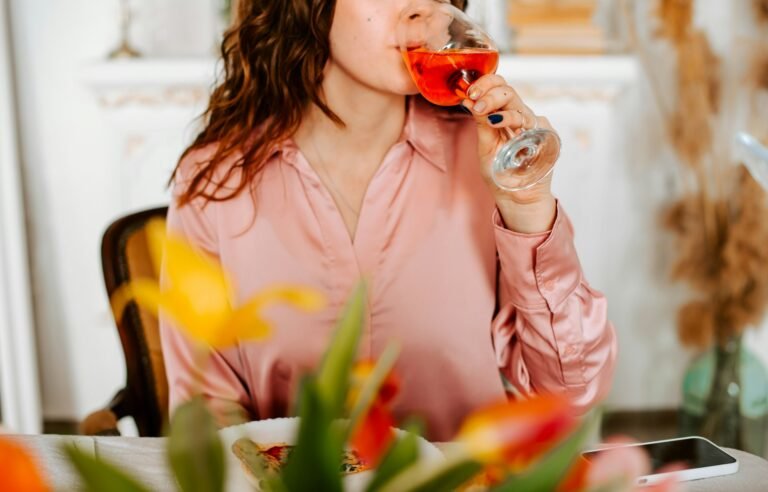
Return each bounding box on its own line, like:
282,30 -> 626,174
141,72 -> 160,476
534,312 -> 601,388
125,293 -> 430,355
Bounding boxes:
488,113 -> 504,124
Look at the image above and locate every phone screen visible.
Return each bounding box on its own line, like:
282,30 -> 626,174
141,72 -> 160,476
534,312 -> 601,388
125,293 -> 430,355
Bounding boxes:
582,438 -> 737,472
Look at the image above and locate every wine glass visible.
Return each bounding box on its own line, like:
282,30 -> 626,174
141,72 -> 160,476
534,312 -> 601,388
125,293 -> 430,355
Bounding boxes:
396,0 -> 560,192
736,132 -> 768,192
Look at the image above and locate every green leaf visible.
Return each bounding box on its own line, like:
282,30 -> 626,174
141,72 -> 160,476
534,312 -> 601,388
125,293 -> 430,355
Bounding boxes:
346,342 -> 400,438
261,476 -> 291,492
490,411 -> 600,492
316,281 -> 368,418
364,425 -> 421,492
64,445 -> 151,492
282,282 -> 369,492
167,397 -> 226,492
375,452 -> 483,492
282,377 -> 344,492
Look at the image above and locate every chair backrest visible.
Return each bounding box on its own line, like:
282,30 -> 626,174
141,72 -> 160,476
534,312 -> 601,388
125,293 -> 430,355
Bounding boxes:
102,206 -> 169,437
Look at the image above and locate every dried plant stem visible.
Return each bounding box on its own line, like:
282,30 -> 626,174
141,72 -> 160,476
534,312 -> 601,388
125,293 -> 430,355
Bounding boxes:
620,0 -> 674,127
620,0 -> 701,214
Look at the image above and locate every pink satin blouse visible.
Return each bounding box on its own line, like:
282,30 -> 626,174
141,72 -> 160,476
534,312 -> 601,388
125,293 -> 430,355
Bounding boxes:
160,97 -> 617,441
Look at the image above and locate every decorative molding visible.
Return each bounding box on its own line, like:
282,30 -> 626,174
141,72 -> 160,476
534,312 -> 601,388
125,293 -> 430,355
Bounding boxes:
81,54 -> 638,107
81,58 -> 217,85
498,55 -> 639,101
93,88 -> 209,109
81,58 -> 217,108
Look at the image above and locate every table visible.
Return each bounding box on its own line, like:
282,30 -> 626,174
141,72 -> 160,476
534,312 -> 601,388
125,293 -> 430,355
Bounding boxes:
8,435 -> 768,491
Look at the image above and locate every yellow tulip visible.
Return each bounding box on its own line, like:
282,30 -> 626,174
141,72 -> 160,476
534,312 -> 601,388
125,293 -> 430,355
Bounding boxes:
111,218 -> 325,348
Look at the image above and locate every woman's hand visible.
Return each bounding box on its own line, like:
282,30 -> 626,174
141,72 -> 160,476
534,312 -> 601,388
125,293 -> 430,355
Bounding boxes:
463,74 -> 558,234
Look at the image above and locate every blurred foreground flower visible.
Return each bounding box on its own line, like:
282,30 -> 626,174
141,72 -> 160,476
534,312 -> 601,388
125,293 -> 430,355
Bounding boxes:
0,437 -> 49,492
559,437 -> 685,492
348,360 -> 400,465
110,218 -> 325,348
68,278 -> 666,492
457,394 -> 578,470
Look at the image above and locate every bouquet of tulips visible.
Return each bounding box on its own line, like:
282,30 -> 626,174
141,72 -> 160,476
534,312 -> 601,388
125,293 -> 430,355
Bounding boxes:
0,221 -> 680,492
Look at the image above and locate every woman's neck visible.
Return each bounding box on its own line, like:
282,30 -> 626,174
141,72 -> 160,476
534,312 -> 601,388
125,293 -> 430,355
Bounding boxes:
292,65 -> 409,239
295,63 -> 407,171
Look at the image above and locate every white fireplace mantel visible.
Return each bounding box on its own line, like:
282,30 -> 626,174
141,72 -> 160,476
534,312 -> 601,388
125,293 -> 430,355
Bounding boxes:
80,58 -> 216,109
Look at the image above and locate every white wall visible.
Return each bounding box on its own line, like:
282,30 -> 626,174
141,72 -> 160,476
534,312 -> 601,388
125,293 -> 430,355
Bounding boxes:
550,81 -> 693,410
7,0 -> 768,425
8,0 -> 217,423
0,0 -> 41,434
10,0 -> 129,421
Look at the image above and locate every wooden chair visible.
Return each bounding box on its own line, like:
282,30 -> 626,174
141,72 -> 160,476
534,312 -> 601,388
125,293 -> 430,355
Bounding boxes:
80,207 -> 169,437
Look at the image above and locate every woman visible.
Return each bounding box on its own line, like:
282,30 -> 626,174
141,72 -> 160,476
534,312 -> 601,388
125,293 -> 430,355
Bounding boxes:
161,0 -> 617,441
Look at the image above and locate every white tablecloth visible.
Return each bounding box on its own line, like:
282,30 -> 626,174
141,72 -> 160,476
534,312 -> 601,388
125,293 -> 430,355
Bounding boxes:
9,435 -> 768,491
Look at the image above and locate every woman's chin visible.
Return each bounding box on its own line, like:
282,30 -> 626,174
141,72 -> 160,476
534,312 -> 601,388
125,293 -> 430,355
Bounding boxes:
404,86 -> 421,97
387,78 -> 420,97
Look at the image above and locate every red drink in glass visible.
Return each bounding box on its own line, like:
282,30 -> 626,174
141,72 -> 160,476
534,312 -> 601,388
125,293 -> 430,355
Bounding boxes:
403,48 -> 499,106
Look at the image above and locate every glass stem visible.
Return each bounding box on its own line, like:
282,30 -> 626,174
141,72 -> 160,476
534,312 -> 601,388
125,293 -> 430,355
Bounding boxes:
455,70 -> 474,98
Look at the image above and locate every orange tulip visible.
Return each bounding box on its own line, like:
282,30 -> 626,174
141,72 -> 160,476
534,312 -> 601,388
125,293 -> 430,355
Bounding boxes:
456,393 -> 577,470
0,438 -> 49,492
349,360 -> 400,466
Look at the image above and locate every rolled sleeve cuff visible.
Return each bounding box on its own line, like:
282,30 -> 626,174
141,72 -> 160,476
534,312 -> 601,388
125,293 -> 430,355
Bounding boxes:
494,201 -> 583,310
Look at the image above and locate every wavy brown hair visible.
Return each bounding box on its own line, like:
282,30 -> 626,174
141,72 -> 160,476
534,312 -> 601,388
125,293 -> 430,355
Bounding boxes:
172,0 -> 468,207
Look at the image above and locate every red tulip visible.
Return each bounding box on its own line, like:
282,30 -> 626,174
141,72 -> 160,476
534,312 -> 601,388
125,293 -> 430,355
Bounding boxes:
349,361 -> 400,466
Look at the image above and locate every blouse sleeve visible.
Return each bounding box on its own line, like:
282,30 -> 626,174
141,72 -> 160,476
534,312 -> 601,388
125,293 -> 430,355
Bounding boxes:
491,202 -> 618,412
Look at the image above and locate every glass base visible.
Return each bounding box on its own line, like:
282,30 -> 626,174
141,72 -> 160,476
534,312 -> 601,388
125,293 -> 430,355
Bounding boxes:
491,128 -> 561,192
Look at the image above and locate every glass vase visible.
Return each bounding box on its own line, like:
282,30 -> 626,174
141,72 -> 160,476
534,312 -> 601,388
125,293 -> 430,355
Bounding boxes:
680,333 -> 768,456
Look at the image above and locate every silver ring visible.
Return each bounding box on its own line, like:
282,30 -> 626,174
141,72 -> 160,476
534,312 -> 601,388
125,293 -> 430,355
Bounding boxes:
514,109 -> 527,131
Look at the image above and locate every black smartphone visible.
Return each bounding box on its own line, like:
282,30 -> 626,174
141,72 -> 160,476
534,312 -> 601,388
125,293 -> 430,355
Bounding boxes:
581,436 -> 739,486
